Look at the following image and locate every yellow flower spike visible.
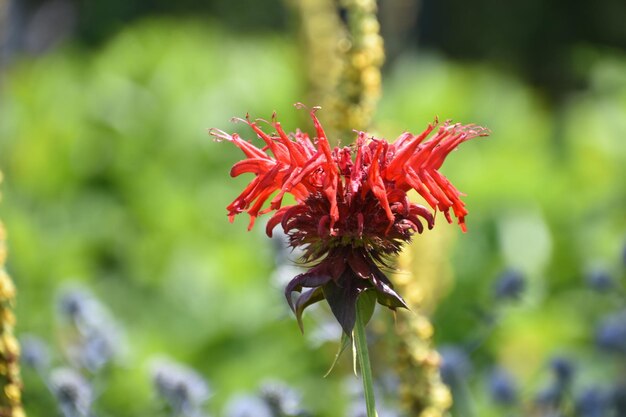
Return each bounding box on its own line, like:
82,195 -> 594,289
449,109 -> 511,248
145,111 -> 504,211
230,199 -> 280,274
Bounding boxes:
0,270 -> 16,301
393,227 -> 456,417
294,0 -> 384,142
0,172 -> 25,416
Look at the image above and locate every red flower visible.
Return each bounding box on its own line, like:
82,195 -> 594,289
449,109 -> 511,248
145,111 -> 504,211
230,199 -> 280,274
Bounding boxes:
212,107 -> 488,334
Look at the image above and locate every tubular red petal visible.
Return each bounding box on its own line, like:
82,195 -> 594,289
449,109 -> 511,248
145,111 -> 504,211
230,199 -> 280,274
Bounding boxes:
265,206 -> 292,237
307,111 -> 340,227
420,170 -> 453,209
408,204 -> 435,229
406,130 -> 453,170
458,216 -> 468,232
247,120 -> 290,162
404,166 -> 440,209
230,159 -> 275,177
246,186 -> 278,221
385,123 -> 436,180
274,122 -> 309,166
367,143 -> 394,226
294,130 -> 316,157
310,110 -> 333,161
229,133 -> 270,159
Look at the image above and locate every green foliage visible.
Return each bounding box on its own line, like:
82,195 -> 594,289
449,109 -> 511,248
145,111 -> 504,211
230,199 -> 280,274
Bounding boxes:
0,19 -> 338,417
378,52 -> 626,413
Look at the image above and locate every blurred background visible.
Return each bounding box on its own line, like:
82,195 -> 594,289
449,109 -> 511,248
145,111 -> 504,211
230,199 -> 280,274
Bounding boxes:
0,0 -> 625,416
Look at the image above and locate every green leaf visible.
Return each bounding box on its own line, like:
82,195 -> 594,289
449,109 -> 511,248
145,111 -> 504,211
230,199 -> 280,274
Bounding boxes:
357,289 -> 377,326
324,332 -> 351,377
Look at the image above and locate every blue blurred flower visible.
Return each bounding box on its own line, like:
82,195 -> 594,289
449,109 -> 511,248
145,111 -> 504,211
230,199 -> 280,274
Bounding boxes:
57,286 -> 110,332
575,387 -> 610,417
534,357 -> 575,411
20,334 -> 50,370
585,269 -> 614,292
79,328 -> 118,372
259,379 -> 303,416
49,367 -> 93,417
151,358 -> 211,416
492,269 -> 525,301
57,285 -> 126,372
439,345 -> 471,387
549,357 -> 575,386
534,384 -> 563,409
224,395 -> 272,417
58,287 -> 90,321
595,310 -> 626,354
487,367 -> 517,406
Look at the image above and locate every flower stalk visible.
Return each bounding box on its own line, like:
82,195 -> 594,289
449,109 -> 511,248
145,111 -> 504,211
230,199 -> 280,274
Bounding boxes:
293,0 -> 384,141
394,229 -> 454,417
354,292 -> 377,417
332,0 -> 385,136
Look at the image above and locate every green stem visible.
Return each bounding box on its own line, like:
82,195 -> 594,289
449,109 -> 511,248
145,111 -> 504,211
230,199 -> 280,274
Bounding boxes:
354,298 -> 377,417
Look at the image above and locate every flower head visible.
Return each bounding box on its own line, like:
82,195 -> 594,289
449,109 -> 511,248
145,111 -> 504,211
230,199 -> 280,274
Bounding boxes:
595,310 -> 626,354
151,357 -> 211,416
487,367 -> 518,406
213,106 -> 487,333
493,269 -> 526,301
20,334 -> 50,370
439,345 -> 472,388
49,367 -> 93,417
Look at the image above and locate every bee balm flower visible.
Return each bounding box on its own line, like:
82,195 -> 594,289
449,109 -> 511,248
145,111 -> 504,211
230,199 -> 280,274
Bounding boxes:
212,107 -> 488,334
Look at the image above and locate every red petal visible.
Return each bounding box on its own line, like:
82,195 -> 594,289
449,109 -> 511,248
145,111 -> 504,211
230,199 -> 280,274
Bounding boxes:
367,143 -> 394,226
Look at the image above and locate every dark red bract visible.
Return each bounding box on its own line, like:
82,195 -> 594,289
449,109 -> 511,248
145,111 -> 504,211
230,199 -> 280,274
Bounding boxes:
212,107 -> 488,334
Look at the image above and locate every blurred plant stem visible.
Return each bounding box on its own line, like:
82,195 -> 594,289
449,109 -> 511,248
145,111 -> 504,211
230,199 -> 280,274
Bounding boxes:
293,0 -> 384,143
394,226 -> 455,417
0,172 -> 25,417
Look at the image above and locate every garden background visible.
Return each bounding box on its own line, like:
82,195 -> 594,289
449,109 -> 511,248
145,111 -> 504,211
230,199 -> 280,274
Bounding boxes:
0,0 -> 625,416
